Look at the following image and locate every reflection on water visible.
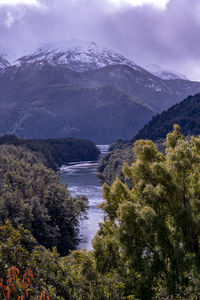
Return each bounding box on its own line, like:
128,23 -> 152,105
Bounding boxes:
60,145 -> 109,250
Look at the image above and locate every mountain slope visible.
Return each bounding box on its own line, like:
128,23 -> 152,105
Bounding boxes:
0,63 -> 154,143
1,60 -> 200,143
133,93 -> 200,141
15,40 -> 200,113
82,65 -> 200,112
145,64 -> 188,80
0,53 -> 10,69
17,39 -> 200,113
98,93 -> 200,185
1,40 -> 200,143
14,40 -> 200,112
18,39 -> 144,72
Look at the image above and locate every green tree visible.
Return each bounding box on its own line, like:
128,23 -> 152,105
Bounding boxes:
93,125 -> 200,299
62,249 -> 125,300
0,221 -> 72,299
0,221 -> 126,300
0,145 -> 88,255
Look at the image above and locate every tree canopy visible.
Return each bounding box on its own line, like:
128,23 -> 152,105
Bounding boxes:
2,126 -> 200,298
0,145 -> 88,255
93,125 -> 200,299
0,134 -> 100,170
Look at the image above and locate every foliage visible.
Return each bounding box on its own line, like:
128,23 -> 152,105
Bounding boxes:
98,147 -> 134,186
0,134 -> 100,170
3,125 -> 200,298
93,125 -> 200,299
99,93 -> 200,186
98,139 -> 164,186
0,221 -> 127,300
62,250 -> 126,300
0,221 -> 72,299
133,93 -> 200,142
0,266 -> 50,300
0,145 -> 88,255
154,273 -> 200,299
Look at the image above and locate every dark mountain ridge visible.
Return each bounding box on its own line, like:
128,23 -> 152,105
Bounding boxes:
0,40 -> 200,143
133,93 -> 200,141
0,63 -> 154,143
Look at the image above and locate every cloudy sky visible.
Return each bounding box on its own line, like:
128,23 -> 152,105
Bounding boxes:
0,0 -> 199,80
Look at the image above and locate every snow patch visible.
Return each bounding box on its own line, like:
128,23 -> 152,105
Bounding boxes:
17,39 -> 144,73
145,64 -> 188,80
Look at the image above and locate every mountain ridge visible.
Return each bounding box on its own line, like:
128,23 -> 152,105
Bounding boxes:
0,40 -> 200,143
17,39 -> 144,73
0,53 -> 10,69
145,64 -> 188,80
3,39 -> 189,82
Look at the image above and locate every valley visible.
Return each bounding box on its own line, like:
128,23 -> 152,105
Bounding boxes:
1,39 -> 200,299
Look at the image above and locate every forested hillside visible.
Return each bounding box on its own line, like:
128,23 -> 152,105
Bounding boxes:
133,93 -> 200,141
0,134 -> 100,169
2,127 -> 200,299
98,93 -> 200,185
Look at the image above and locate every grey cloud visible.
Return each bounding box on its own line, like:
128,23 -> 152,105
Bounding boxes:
0,0 -> 200,80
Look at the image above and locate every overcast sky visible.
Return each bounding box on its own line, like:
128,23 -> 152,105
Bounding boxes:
0,0 -> 199,80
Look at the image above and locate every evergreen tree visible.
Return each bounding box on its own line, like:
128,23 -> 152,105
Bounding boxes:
93,125 -> 200,299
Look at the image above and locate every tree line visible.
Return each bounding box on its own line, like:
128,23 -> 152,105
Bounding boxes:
0,134 -> 100,170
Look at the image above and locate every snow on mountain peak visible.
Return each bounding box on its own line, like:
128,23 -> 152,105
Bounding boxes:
145,64 -> 188,80
17,39 -> 143,72
0,51 -> 10,69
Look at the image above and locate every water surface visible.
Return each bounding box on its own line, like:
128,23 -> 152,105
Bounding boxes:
60,145 -> 109,250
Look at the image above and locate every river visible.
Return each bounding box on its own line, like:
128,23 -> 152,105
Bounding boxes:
60,145 -> 109,250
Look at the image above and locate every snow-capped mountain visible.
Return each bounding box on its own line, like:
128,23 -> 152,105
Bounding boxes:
18,39 -> 145,72
0,39 -> 199,143
145,64 -> 188,80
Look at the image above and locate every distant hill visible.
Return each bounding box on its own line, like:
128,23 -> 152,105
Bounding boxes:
0,134 -> 100,170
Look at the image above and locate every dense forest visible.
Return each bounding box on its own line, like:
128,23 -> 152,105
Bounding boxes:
0,145 -> 89,255
2,126 -> 200,299
133,93 -> 200,141
98,144 -> 134,186
98,139 -> 165,186
0,134 -> 100,169
98,93 -> 200,186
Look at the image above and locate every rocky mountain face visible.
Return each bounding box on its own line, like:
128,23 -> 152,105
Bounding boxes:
0,40 -> 200,143
0,53 -> 10,69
